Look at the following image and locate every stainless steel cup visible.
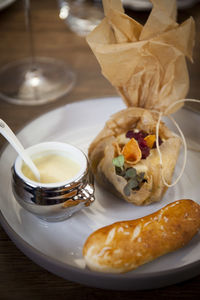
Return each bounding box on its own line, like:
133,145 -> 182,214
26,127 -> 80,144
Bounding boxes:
11,142 -> 95,222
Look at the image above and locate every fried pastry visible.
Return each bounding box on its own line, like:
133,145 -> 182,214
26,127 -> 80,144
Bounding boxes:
89,107 -> 181,205
83,199 -> 200,273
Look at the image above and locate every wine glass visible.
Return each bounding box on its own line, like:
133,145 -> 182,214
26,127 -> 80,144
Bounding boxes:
58,0 -> 103,37
0,0 -> 75,105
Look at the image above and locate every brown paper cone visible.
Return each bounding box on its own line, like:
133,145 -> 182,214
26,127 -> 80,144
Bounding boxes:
86,0 -> 195,113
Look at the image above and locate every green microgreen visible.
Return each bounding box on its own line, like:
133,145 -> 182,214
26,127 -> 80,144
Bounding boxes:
115,166 -> 126,177
124,179 -> 139,196
113,155 -> 146,196
123,170 -> 146,196
124,167 -> 137,179
112,155 -> 124,170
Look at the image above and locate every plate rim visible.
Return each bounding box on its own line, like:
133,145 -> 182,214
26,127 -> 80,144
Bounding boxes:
1,209 -> 200,290
0,96 -> 200,290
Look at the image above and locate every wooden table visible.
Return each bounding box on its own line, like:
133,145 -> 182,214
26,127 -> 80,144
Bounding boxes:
0,1 -> 200,298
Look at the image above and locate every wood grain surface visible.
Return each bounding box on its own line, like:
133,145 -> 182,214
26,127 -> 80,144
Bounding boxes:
0,0 -> 200,299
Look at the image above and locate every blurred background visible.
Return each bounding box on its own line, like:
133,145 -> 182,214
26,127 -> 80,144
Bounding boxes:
0,0 -> 200,111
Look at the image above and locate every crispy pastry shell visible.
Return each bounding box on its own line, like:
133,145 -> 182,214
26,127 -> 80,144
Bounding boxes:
88,107 -> 181,205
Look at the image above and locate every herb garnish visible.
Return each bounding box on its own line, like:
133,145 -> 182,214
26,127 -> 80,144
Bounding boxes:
112,155 -> 146,196
123,170 -> 145,196
112,155 -> 124,170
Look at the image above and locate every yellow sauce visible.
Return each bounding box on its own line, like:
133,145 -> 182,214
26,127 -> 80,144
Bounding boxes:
22,154 -> 81,183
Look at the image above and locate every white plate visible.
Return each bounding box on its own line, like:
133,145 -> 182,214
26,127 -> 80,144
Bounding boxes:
0,97 -> 200,290
0,0 -> 15,10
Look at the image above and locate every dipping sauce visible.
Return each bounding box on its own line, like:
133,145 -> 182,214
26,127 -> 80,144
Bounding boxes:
21,154 -> 81,183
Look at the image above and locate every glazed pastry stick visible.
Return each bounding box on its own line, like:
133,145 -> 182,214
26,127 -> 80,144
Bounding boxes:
83,199 -> 200,273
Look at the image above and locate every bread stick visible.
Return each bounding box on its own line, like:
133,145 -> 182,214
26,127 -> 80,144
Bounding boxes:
83,199 -> 200,273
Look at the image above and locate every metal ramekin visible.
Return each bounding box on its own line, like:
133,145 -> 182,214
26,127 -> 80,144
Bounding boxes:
11,142 -> 95,222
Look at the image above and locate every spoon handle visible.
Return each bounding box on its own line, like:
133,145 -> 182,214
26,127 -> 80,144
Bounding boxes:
0,119 -> 40,181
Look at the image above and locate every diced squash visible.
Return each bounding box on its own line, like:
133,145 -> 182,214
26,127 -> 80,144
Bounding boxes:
144,134 -> 156,149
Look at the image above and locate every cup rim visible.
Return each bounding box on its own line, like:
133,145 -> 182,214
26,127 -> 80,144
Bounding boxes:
14,141 -> 88,188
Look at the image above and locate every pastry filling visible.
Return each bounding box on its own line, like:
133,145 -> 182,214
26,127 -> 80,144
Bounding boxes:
112,129 -> 163,196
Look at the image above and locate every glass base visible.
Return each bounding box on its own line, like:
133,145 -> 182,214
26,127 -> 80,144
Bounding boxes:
0,57 -> 76,105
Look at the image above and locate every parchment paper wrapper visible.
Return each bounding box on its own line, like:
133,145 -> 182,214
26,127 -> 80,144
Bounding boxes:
88,107 -> 181,205
87,0 -> 195,113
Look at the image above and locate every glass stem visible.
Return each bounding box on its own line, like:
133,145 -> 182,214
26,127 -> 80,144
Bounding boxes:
24,0 -> 36,71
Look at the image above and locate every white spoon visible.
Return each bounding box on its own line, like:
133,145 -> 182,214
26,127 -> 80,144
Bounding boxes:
0,119 -> 40,181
